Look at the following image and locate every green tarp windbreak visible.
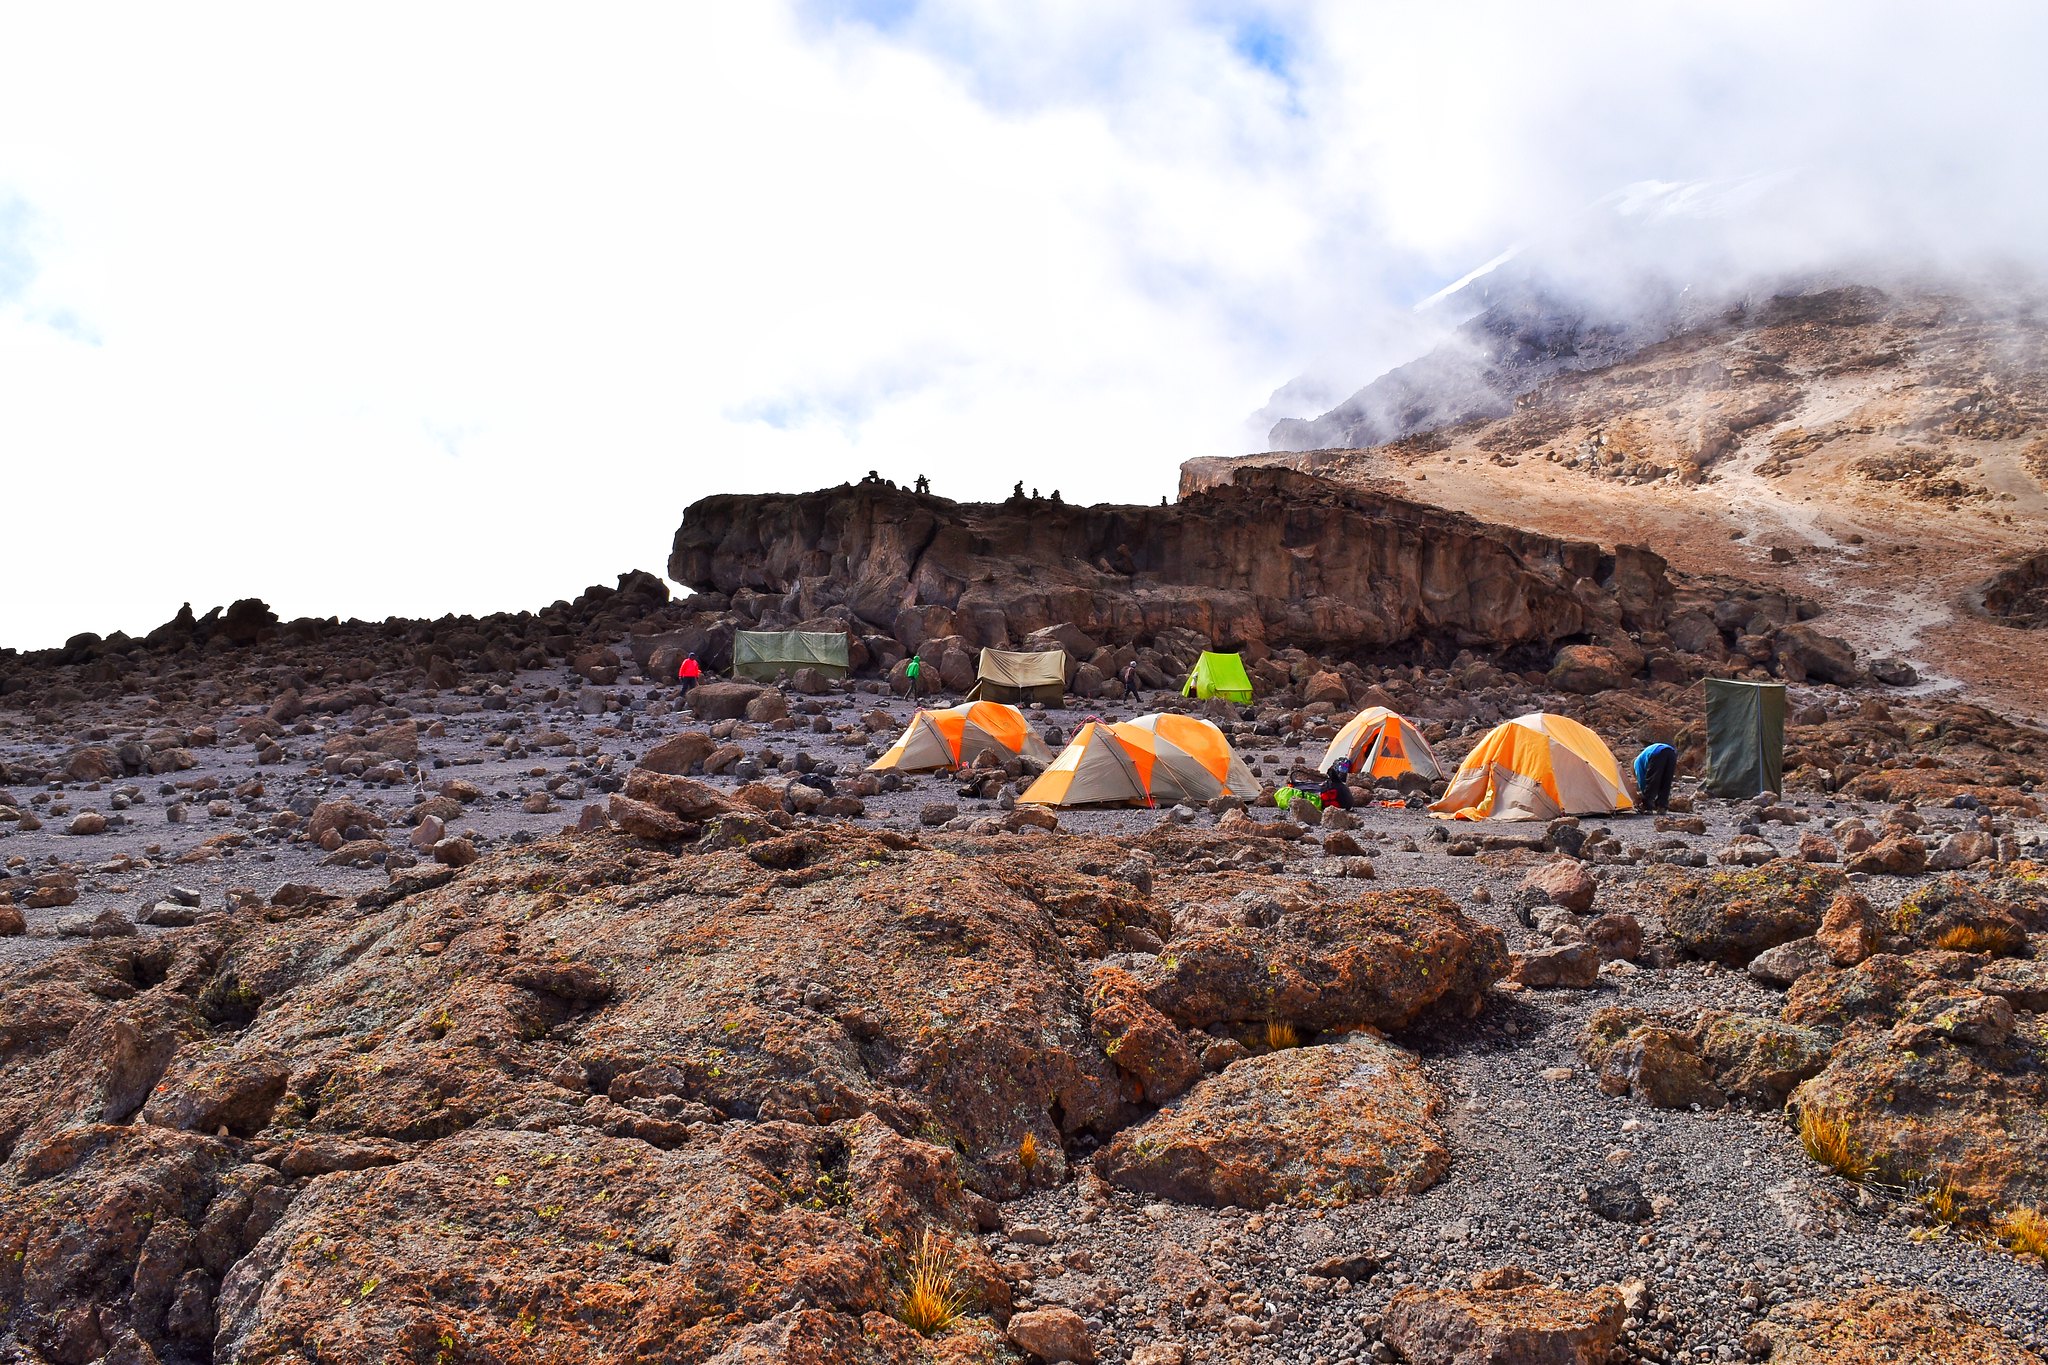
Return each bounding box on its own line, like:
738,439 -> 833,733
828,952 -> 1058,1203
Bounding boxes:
1182,650 -> 1253,703
732,630 -> 851,680
1705,678 -> 1785,798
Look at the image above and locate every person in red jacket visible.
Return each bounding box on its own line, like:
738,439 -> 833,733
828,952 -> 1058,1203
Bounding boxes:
677,652 -> 701,699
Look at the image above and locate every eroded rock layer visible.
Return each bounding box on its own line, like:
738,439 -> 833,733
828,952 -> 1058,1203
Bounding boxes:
670,469 -> 1677,659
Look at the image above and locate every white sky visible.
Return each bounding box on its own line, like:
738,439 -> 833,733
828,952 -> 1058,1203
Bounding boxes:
3,1 -> 2045,649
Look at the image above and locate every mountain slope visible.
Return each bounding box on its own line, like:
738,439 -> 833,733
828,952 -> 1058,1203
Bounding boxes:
1194,281 -> 2048,715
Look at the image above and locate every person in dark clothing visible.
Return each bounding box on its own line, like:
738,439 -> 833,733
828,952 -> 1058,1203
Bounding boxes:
914,474 -> 930,495
1119,660 -> 1141,699
1318,758 -> 1356,811
1634,742 -> 1677,813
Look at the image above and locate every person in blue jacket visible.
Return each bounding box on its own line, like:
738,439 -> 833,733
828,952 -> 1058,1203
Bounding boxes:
1634,742 -> 1677,813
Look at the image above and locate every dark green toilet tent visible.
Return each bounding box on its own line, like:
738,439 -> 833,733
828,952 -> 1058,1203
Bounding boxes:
1705,679 -> 1786,797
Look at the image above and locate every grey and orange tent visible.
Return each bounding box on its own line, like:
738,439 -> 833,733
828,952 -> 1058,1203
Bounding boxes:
868,701 -> 1054,773
1020,713 -> 1256,808
1317,707 -> 1443,782
1429,712 -> 1633,821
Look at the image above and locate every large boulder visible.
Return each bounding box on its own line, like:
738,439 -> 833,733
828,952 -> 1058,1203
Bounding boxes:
323,721 -> 419,763
1129,886 -> 1508,1034
1548,644 -> 1637,695
1087,965 -> 1200,1105
687,680 -> 767,722
1095,1036 -> 1448,1208
1521,860 -> 1596,914
1756,1287 -> 2045,1364
637,731 -> 717,776
1773,623 -> 1859,685
305,799 -> 387,844
1582,1007 -> 1830,1111
1648,859 -> 1846,965
1890,875 -> 2030,956
1383,1272 -> 1626,1365
219,596 -> 279,646
215,1123 -> 1006,1364
1789,1008 -> 2048,1213
1782,950 -> 1983,1034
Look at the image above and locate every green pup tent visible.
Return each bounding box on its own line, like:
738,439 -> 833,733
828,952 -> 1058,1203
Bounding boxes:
1181,651 -> 1253,703
1704,678 -> 1785,798
731,630 -> 851,681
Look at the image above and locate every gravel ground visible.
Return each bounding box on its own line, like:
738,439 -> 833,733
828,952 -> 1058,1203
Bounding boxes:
5,654 -> 2046,1360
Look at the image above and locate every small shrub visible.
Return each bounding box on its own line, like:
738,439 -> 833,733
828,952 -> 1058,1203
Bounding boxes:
895,1229 -> 969,1337
1999,1205 -> 2048,1258
1017,1132 -> 1039,1175
1265,1020 -> 1302,1050
1798,1108 -> 1870,1182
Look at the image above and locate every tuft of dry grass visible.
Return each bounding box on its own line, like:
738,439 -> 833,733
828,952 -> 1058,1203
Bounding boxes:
1018,1132 -> 1039,1175
1932,923 -> 2013,954
1999,1205 -> 2048,1258
1265,1020 -> 1302,1051
895,1229 -> 970,1337
1923,1176 -> 1969,1225
1798,1108 -> 1870,1182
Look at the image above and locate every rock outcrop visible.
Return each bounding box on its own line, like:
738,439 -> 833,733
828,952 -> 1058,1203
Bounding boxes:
670,469 -> 1677,660
1096,1036 -> 1449,1208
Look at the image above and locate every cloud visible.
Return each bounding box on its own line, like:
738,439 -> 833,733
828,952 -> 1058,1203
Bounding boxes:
1,2 -> 2043,648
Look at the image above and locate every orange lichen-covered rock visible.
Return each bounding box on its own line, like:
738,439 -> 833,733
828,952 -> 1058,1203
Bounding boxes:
1758,1286 -> 2045,1364
214,1122 -> 1010,1365
1788,1018 -> 2048,1213
1094,1036 -> 1448,1208
1130,886 -> 1507,1034
1087,964 -> 1200,1106
1382,1272 -> 1625,1365
1648,859 -> 1846,965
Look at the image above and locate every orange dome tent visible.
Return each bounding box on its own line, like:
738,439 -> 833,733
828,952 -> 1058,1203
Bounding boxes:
868,702 -> 1054,773
1020,713 -> 1257,808
1317,707 -> 1443,782
1430,712 -> 1633,821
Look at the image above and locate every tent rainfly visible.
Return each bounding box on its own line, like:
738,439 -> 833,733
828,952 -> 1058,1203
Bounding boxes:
965,648 -> 1067,705
1704,679 -> 1786,798
1430,712 -> 1634,822
1181,651 -> 1253,703
867,702 -> 1054,773
1318,707 -> 1444,781
731,630 -> 850,681
1020,713 -> 1257,808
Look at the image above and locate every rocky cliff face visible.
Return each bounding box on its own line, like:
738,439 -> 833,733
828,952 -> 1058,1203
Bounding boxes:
670,468 -> 1674,661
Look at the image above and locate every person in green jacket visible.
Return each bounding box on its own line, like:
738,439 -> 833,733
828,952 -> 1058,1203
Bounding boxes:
906,653 -> 923,701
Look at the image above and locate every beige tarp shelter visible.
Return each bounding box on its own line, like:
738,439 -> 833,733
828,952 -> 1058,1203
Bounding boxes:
732,630 -> 850,681
965,648 -> 1067,705
867,702 -> 1055,773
